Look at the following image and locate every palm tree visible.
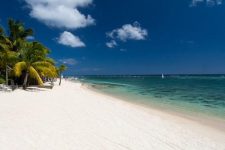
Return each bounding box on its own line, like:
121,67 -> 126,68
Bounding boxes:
0,19 -> 58,89
8,19 -> 33,52
0,27 -> 18,66
0,19 -> 34,85
0,27 -> 18,85
58,65 -> 67,86
14,42 -> 57,89
0,47 -> 17,85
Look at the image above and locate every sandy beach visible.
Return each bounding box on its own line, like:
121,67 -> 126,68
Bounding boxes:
0,80 -> 225,150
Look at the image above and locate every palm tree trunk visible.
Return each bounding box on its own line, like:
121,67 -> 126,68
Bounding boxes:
5,65 -> 8,86
59,72 -> 62,86
23,71 -> 29,89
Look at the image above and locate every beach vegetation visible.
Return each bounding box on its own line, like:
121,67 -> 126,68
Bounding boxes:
0,19 -> 64,90
0,77 -> 5,84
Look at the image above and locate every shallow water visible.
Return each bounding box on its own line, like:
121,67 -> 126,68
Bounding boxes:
73,75 -> 225,120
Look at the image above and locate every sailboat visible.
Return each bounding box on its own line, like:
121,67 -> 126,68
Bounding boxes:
161,74 -> 165,79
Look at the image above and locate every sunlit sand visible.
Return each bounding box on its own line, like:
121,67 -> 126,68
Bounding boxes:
0,80 -> 225,150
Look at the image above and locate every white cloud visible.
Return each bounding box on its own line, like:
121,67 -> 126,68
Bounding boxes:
106,40 -> 117,48
190,0 -> 204,6
107,22 -> 148,42
23,0 -> 95,29
58,31 -> 85,48
26,36 -> 35,40
190,0 -> 223,7
59,58 -> 77,65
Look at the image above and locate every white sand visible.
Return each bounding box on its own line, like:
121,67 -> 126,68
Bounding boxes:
0,80 -> 225,150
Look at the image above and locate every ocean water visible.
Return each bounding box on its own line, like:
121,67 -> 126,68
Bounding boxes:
74,75 -> 225,120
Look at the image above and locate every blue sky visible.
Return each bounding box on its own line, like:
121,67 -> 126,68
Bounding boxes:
0,0 -> 225,75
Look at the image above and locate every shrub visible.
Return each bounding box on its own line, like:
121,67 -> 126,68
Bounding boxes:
0,77 -> 5,84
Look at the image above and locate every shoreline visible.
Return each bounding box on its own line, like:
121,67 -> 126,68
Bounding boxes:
81,81 -> 225,132
0,79 -> 225,149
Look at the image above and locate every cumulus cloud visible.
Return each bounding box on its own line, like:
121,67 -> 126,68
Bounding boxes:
105,22 -> 148,48
58,31 -> 85,48
106,40 -> 117,48
59,58 -> 77,65
26,36 -> 35,40
190,0 -> 223,7
23,0 -> 95,29
107,22 -> 148,42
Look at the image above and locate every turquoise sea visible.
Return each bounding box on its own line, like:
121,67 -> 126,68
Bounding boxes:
73,75 -> 225,120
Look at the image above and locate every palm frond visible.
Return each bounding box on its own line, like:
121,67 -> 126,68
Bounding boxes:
45,57 -> 55,65
14,61 -> 27,77
8,19 -> 33,41
32,61 -> 56,70
35,66 -> 57,78
58,64 -> 67,72
32,61 -> 54,68
22,28 -> 33,38
0,26 -> 4,35
0,36 -> 13,49
7,51 -> 18,63
29,66 -> 43,86
33,61 -> 57,77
